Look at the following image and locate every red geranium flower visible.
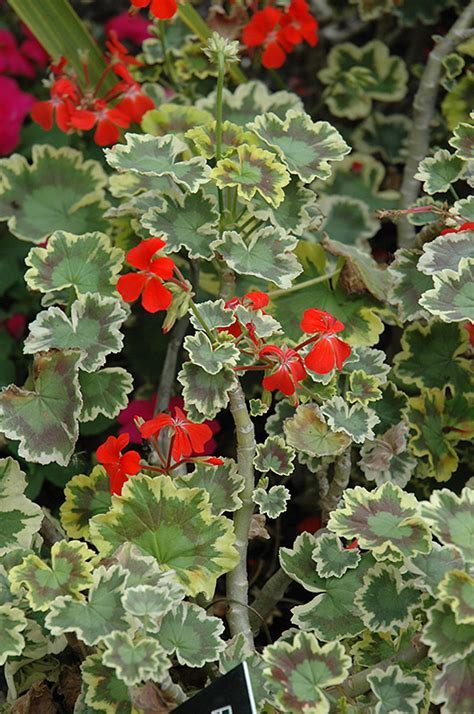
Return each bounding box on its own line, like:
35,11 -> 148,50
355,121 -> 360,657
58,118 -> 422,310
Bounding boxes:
440,221 -> 474,235
31,77 -> 78,132
96,433 -> 141,495
115,81 -> 154,123
242,6 -> 290,69
279,0 -> 319,48
140,406 -> 213,461
300,309 -> 351,374
130,0 -> 178,20
70,98 -> 131,146
260,344 -> 307,396
117,238 -> 175,313
222,291 -> 269,338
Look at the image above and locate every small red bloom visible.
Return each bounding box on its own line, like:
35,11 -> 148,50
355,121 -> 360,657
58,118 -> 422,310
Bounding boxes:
130,0 -> 178,20
5,313 -> 27,340
351,161 -> 363,173
140,406 -> 213,461
31,77 -> 78,132
69,98 -> 131,146
300,309 -> 351,374
242,6 -> 289,69
115,82 -> 155,124
222,291 -> 269,338
117,238 -> 174,313
280,0 -> 319,48
201,457 -> 225,466
346,538 -> 359,550
440,221 -> 474,235
296,515 -> 321,534
465,322 -> 474,347
260,344 -> 307,396
96,433 -> 141,495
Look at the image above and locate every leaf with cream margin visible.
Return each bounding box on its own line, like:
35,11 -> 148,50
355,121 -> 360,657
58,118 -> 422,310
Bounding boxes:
177,458 -> 244,516
420,487 -> 474,563
438,570 -> 474,624
284,403 -> 352,457
60,465 -> 112,540
253,485 -> 290,519
89,475 -> 238,599
415,148 -> 465,194
320,395 -> 379,444
0,604 -> 28,665
0,457 -> 43,555
367,664 -> 425,714
156,602 -> 225,667
102,631 -> 170,686
78,368 -> 133,422
354,562 -> 421,632
358,421 -> 417,488
420,258 -> 474,323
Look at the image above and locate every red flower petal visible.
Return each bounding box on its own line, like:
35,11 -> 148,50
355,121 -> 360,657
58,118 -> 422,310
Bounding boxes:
131,0 -> 151,7
117,272 -> 147,303
126,238 -> 167,270
187,422 -> 213,455
332,336 -> 351,370
70,108 -> 96,131
263,367 -> 296,396
304,338 -> 336,374
141,276 -> 173,313
300,309 -> 344,335
149,256 -> 175,280
262,41 -> 286,69
120,450 -> 142,475
94,118 -> 120,146
140,413 -> 174,438
31,101 -> 54,130
150,0 -> 177,19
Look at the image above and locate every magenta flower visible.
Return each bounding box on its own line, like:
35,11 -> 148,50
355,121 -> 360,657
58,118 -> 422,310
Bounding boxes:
105,11 -> 152,45
0,77 -> 35,156
0,29 -> 34,77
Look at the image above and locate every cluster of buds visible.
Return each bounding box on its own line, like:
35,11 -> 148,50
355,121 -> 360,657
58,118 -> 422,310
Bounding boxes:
31,34 -> 154,146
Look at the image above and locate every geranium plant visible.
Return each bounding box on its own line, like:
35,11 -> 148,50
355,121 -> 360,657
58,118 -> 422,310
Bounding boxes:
0,0 -> 473,711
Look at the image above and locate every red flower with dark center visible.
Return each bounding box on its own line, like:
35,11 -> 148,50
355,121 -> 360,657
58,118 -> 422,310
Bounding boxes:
140,406 -> 213,461
440,221 -> 474,235
242,6 -> 291,69
300,309 -> 351,374
130,0 -> 178,20
96,433 -> 141,495
260,344 -> 307,396
117,238 -> 175,313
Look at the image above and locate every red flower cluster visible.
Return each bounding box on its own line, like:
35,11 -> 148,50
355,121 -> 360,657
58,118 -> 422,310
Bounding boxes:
300,309 -> 352,375
96,405 -> 223,495
117,238 -> 176,313
440,221 -> 474,236
242,0 -> 318,69
222,291 -> 270,339
130,0 -> 178,20
31,35 -> 154,146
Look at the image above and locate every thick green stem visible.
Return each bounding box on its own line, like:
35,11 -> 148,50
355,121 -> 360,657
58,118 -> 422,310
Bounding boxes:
226,382 -> 256,650
215,51 -> 225,221
321,450 -> 352,525
397,2 -> 474,247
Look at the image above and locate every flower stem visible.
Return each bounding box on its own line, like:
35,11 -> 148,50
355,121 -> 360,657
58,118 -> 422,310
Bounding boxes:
215,50 -> 225,223
226,381 -> 256,650
158,20 -> 176,86
268,268 -> 342,299
188,299 -> 214,342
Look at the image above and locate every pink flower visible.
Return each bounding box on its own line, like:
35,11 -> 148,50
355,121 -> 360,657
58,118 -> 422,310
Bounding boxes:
0,76 -> 35,155
19,25 -> 49,68
5,313 -> 27,340
105,11 -> 152,45
0,29 -> 34,77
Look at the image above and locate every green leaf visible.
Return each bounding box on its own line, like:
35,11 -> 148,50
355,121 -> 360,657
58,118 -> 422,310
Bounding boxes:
211,144 -> 290,207
250,110 -> 350,183
327,482 -> 432,562
320,396 -> 379,444
352,112 -> 411,163
0,457 -> 43,555
157,602 -> 224,667
254,436 -> 295,475
90,475 -> 238,599
452,196 -> 474,222
418,229 -> 474,276
60,465 -> 112,540
234,304 -> 283,338
388,249 -> 432,321
406,543 -> 465,598
280,531 -> 325,593
284,403 -> 352,457
103,631 -> 170,686
121,575 -> 185,627
420,258 -> 474,322
45,565 -> 133,646
0,350 -> 83,466
394,0 -> 456,25
0,604 -> 28,665
342,345 -> 390,384
186,119 -> 257,160
250,398 -> 269,417
354,562 -> 421,632
81,653 -> 132,713
407,389 -> 472,481
177,458 -> 244,516
349,0 -> 395,20
196,80 -> 303,127
253,485 -> 290,519
183,331 -> 240,375
439,570 -> 474,625
290,554 -> 376,641
140,190 -> 219,261
24,231 -> 124,300
78,368 -> 133,422
0,146 -> 109,243
346,370 -> 382,406
142,103 -> 213,138
449,121 -> 474,159
262,632 -> 351,714
371,382 -> 408,435
188,299 -> 234,332
319,40 -> 408,119
367,664 -> 425,714
323,238 -> 390,300
178,361 -> 237,420
431,653 -> 474,714
248,177 -> 318,236
421,601 -> 474,664
420,487 -> 474,563
358,422 -> 417,488
220,634 -> 268,706
273,241 -> 385,346
24,295 -> 127,372
9,540 -> 95,612
105,134 -> 209,193
312,533 -> 361,578
394,321 -> 471,394
415,149 -> 465,194
317,195 -> 379,248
